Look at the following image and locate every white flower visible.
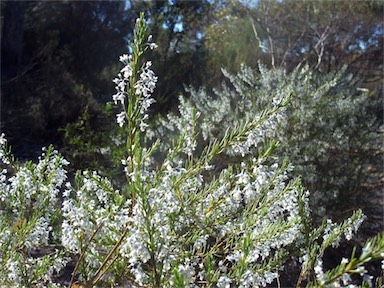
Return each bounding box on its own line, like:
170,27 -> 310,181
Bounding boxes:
119,54 -> 132,64
142,97 -> 156,111
6,258 -> 20,282
116,111 -> 126,127
226,250 -> 243,262
341,257 -> 349,265
177,261 -> 196,285
0,133 -> 10,164
205,164 -> 215,170
340,273 -> 352,286
314,259 -> 325,283
0,133 -> 6,146
193,234 -> 208,251
131,265 -> 148,285
25,216 -> 51,248
236,169 -> 249,185
149,42 -> 158,49
135,61 -> 157,98
121,64 -> 133,79
112,92 -> 125,105
217,276 -> 232,288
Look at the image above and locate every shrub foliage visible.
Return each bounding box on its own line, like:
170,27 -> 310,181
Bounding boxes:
0,13 -> 382,288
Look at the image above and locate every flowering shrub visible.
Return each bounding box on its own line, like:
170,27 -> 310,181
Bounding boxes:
0,140 -> 69,287
0,13 -> 383,288
148,63 -> 379,222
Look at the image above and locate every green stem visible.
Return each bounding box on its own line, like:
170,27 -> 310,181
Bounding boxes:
69,222 -> 104,287
87,224 -> 131,287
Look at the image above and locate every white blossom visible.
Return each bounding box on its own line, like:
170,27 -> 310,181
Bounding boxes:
0,133 -> 10,164
217,275 -> 232,288
116,111 -> 126,127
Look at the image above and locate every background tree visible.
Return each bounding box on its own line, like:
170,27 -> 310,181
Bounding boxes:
204,0 -> 262,86
1,0 -> 133,159
246,0 -> 382,86
1,1 -> 27,82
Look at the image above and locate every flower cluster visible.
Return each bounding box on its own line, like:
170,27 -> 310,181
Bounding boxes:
61,170 -> 131,282
119,158 -> 302,287
147,63 -> 290,160
322,210 -> 365,248
0,145 -> 69,286
112,16 -> 157,129
148,62 -> 379,223
0,133 -> 11,165
153,96 -> 200,157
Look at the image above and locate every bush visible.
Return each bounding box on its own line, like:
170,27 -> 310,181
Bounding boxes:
149,62 -> 380,226
0,13 -> 382,288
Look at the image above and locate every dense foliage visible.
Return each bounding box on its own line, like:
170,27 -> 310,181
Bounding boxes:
0,14 -> 383,287
1,0 -> 383,286
149,63 -> 381,228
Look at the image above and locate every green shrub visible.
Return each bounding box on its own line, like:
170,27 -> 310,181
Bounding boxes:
149,62 -> 380,225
